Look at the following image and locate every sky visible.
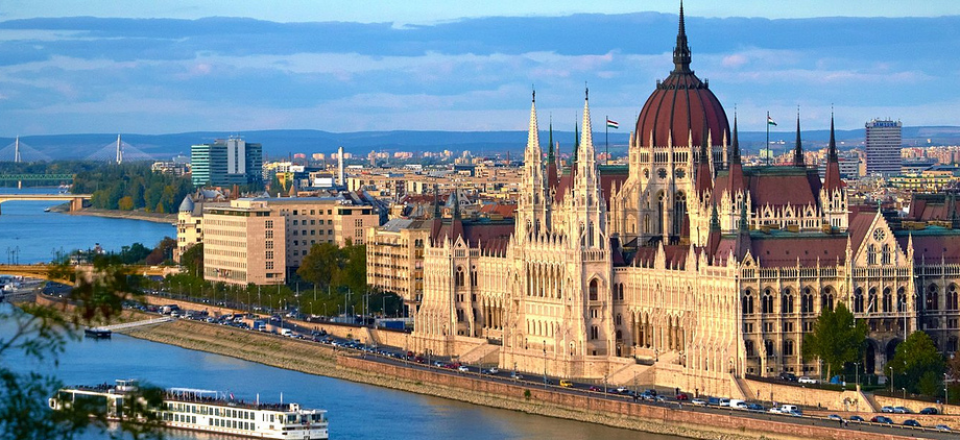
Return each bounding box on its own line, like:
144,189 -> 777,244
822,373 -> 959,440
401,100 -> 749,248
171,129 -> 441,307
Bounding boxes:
2,1 -> 960,136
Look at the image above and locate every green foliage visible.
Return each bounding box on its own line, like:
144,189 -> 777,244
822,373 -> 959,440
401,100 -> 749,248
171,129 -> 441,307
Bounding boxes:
296,243 -> 344,289
180,244 -> 203,277
0,260 -> 163,439
72,163 -> 193,213
802,302 -> 867,379
886,331 -> 945,395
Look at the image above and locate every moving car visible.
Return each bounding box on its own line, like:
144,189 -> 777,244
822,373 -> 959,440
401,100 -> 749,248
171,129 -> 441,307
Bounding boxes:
849,416 -> 865,422
893,406 -> 912,414
935,424 -> 952,432
870,416 -> 893,424
560,380 -> 573,388
827,414 -> 842,422
797,376 -> 817,384
902,420 -> 921,427
457,365 -> 470,373
746,403 -> 765,412
691,399 -> 707,407
881,406 -> 895,413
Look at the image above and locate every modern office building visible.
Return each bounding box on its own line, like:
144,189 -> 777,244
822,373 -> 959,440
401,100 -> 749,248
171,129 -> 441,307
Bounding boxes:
191,138 -> 264,186
865,119 -> 902,176
202,199 -> 287,286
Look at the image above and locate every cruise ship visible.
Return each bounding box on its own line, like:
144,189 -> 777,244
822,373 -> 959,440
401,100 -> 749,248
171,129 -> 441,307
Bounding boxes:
49,379 -> 328,439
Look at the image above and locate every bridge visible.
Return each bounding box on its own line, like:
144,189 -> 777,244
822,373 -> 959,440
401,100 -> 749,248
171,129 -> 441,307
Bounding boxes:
0,193 -> 91,215
90,316 -> 175,333
0,264 -> 179,285
0,173 -> 74,189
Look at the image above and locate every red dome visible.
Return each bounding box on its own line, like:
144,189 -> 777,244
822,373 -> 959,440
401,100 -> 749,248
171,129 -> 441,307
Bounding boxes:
634,6 -> 729,148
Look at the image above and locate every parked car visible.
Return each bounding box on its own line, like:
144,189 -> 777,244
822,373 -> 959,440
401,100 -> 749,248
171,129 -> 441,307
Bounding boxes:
903,420 -> 921,427
849,415 -> 865,422
691,399 -> 707,407
746,403 -> 765,412
881,406 -> 895,413
871,416 -> 893,424
935,424 -> 952,432
827,414 -> 842,422
919,407 -> 939,415
893,406 -> 912,414
779,372 -> 798,382
675,393 -> 689,400
797,376 -> 817,384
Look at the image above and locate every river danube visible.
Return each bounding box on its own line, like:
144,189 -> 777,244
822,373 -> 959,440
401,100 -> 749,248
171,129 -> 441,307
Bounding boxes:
1,189 -> 676,440
0,187 -> 175,264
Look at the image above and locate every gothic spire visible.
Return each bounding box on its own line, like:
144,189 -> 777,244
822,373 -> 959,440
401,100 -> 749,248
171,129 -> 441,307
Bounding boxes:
547,115 -> 555,165
793,108 -> 805,167
710,203 -> 720,231
695,113 -> 713,197
828,112 -> 839,163
580,86 -> 593,152
730,112 -> 741,164
526,89 -> 540,156
433,183 -> 441,219
673,1 -> 692,73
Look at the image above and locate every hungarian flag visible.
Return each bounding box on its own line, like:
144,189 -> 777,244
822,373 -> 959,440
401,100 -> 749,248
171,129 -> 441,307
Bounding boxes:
767,115 -> 777,126
606,119 -> 619,129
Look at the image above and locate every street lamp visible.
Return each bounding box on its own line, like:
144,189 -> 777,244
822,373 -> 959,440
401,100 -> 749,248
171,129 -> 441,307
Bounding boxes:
889,366 -> 894,394
542,340 -> 547,388
854,362 -> 860,388
901,387 -> 906,399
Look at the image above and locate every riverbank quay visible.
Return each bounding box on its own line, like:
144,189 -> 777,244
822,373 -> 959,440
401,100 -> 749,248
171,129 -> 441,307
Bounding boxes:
50,204 -> 176,224
106,316 -> 927,440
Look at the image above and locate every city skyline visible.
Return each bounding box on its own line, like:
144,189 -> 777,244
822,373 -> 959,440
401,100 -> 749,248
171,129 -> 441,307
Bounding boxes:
2,3 -> 960,135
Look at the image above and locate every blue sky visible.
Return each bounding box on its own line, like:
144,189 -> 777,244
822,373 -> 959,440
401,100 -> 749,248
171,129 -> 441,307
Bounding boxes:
2,1 -> 960,135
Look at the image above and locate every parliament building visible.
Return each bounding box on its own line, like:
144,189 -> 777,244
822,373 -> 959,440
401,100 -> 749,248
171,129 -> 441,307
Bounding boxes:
369,6 -> 960,396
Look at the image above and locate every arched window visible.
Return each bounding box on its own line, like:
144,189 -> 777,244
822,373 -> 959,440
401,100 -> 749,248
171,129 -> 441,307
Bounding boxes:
743,290 -> 755,315
867,245 -> 877,265
882,288 -> 892,313
745,340 -> 755,357
897,287 -> 906,312
764,340 -> 775,358
881,244 -> 891,265
762,289 -> 774,314
802,288 -> 815,314
949,285 -> 959,310
868,288 -> 878,314
615,313 -> 622,326
470,265 -> 478,286
589,279 -> 599,301
781,289 -> 794,314
782,340 -> 795,356
673,192 -> 687,237
853,288 -> 864,313
618,283 -> 625,300
455,266 -> 465,287
927,284 -> 939,311
821,287 -> 835,312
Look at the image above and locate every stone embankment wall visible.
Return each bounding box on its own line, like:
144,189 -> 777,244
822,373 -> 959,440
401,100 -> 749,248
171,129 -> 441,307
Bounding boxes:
115,315 -> 919,440
873,394 -> 959,416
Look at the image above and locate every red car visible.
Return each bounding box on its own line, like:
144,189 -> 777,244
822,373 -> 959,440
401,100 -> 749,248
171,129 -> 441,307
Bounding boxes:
589,386 -> 603,392
676,393 -> 689,400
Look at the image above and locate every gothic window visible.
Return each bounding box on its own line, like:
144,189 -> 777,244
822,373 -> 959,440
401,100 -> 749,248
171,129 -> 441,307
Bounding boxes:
616,330 -> 623,341
868,288 -> 878,314
618,283 -> 625,300
853,288 -> 864,313
762,289 -> 774,314
881,244 -> 891,265
657,168 -> 667,179
781,289 -> 794,314
590,326 -> 599,340
470,265 -> 478,286
589,279 -> 599,301
455,266 -> 465,287
821,287 -> 835,312
657,192 -> 666,236
764,340 -> 775,358
802,288 -> 814,314
742,290 -> 754,315
643,168 -> 650,179
616,314 -> 622,326
949,285 -> 959,310
897,287 -> 906,312
675,168 -> 686,179
643,215 -> 650,234
745,340 -> 754,357
867,245 -> 877,265
782,340 -> 795,356
927,284 -> 940,311
673,192 -> 687,237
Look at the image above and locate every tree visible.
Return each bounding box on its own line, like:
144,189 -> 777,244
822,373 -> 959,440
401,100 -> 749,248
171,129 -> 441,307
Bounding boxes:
117,196 -> 135,211
886,331 -> 945,395
340,244 -> 367,296
297,243 -> 344,289
180,244 -> 204,277
0,260 -> 163,439
802,302 -> 867,380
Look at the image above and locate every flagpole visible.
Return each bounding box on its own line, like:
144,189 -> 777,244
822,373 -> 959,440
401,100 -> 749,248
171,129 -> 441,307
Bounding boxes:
766,111 -> 770,166
605,115 -> 609,165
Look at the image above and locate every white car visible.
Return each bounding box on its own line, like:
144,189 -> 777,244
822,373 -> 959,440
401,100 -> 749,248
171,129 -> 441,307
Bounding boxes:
797,376 -> 817,384
487,367 -> 499,374
457,365 -> 470,373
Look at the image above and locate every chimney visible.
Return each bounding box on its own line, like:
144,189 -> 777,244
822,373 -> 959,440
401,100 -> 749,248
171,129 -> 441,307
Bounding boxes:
338,146 -> 345,187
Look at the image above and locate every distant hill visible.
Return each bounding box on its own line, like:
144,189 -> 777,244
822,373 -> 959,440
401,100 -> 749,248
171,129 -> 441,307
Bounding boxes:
1,126 -> 958,162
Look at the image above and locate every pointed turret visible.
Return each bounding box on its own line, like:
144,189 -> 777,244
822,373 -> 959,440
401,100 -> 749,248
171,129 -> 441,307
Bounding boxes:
572,120 -> 580,175
673,1 -> 692,73
547,117 -> 558,191
433,184 -> 442,219
727,113 -> 746,195
823,113 -> 843,192
695,114 -> 713,198
793,110 -> 805,167
734,199 -> 752,260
